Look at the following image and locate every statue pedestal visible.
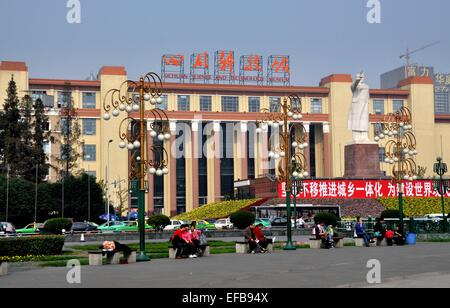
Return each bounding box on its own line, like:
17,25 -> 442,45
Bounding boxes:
344,143 -> 383,178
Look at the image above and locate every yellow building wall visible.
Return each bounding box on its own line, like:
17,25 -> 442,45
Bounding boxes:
0,69 -> 29,109
322,80 -> 353,178
400,82 -> 436,177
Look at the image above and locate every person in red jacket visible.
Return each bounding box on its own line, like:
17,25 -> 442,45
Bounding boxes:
171,224 -> 190,259
254,223 -> 273,253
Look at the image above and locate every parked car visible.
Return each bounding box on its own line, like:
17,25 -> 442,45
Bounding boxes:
254,218 -> 272,229
163,220 -> 184,231
270,217 -> 288,227
97,221 -> 127,232
70,222 -> 98,232
0,222 -> 16,235
193,220 -> 216,230
16,223 -> 44,234
114,221 -> 154,232
215,218 -> 234,230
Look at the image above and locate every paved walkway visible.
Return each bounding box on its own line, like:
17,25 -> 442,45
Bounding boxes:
2,243 -> 450,288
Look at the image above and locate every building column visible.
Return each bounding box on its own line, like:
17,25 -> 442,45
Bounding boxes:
303,122 -> 311,175
240,122 -> 249,180
207,121 -> 221,203
164,120 -> 177,217
213,121 -> 222,201
146,122 -> 154,215
185,120 -> 199,212
323,122 -> 331,178
235,121 -> 248,181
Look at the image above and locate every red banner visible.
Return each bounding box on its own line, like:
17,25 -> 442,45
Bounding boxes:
278,180 -> 448,199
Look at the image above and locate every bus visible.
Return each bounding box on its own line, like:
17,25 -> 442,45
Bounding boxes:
250,204 -> 341,224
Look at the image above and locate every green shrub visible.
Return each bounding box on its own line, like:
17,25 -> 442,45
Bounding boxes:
0,236 -> 65,257
44,218 -> 73,235
380,209 -> 400,219
230,211 -> 255,230
147,215 -> 170,231
314,212 -> 338,227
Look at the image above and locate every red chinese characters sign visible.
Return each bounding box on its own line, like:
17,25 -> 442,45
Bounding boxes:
278,180 -> 449,199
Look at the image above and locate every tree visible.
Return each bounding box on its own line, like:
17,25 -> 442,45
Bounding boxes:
30,98 -> 50,182
114,180 -> 129,218
0,76 -> 25,177
51,82 -> 82,178
17,95 -> 36,181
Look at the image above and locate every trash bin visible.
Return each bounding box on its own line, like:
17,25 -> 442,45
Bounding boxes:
406,232 -> 417,245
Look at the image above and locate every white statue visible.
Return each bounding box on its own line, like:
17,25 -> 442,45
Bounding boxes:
348,72 -> 370,143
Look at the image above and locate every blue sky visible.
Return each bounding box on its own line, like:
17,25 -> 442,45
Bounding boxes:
0,0 -> 449,87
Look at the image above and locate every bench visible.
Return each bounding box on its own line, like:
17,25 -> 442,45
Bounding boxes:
88,250 -> 137,266
168,245 -> 210,259
0,262 -> 7,276
235,241 -> 274,253
354,237 -> 381,247
309,237 -> 344,249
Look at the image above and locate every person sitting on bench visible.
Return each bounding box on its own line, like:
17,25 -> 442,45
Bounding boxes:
254,223 -> 273,253
393,226 -> 406,246
171,224 -> 190,259
244,223 -> 260,253
355,217 -> 373,247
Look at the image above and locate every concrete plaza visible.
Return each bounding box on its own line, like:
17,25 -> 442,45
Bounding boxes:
1,242 -> 450,288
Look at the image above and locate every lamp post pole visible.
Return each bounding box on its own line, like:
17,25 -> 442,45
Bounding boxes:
433,157 -> 448,233
102,72 -> 170,262
5,164 -> 9,222
34,164 -> 38,224
107,139 -> 113,223
256,95 -> 308,251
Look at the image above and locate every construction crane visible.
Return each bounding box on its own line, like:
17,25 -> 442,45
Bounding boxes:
400,41 -> 440,68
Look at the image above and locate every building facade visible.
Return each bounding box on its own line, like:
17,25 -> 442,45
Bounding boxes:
1,61 -> 449,216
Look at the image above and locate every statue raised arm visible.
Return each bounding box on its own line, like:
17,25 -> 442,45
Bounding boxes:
348,72 -> 370,143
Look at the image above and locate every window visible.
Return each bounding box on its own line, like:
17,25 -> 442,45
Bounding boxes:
43,141 -> 50,155
83,145 -> 96,161
59,118 -> 69,134
158,94 -> 168,110
177,95 -> 190,111
200,96 -> 212,111
43,120 -> 50,132
374,123 -> 384,136
60,144 -> 71,161
82,118 -> 96,135
221,96 -> 239,112
393,100 -> 404,112
82,92 -> 96,109
378,147 -> 386,162
311,98 -> 323,114
435,92 -> 449,114
269,97 -> 281,112
31,91 -> 46,103
373,99 -> 385,115
58,92 -> 71,108
248,97 -> 260,112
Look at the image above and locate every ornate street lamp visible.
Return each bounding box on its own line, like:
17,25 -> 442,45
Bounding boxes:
433,157 -> 449,232
374,106 -> 418,230
256,94 -> 308,250
103,72 -> 170,262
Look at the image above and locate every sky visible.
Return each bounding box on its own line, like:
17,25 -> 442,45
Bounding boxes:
0,0 -> 449,88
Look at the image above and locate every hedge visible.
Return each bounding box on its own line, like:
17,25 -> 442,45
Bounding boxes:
0,236 -> 65,257
378,198 -> 450,217
44,218 -> 73,235
173,199 -> 261,220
